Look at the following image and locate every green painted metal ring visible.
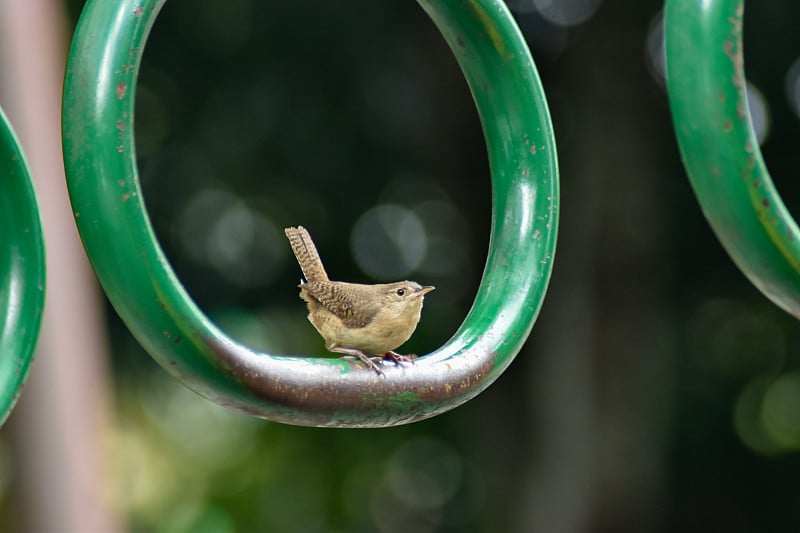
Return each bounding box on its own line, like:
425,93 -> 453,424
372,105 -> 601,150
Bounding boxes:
666,0 -> 800,318
62,0 -> 558,427
0,106 -> 46,425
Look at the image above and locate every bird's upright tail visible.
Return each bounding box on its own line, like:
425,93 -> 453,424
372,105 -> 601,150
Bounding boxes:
284,226 -> 330,282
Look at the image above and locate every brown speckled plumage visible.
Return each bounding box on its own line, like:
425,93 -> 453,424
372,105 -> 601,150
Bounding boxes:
284,226 -> 434,375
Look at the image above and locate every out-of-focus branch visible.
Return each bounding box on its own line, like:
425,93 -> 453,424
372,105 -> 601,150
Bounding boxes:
0,1 -> 121,530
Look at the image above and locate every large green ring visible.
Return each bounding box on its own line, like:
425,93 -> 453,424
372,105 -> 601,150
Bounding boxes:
666,0 -> 800,317
0,106 -> 45,425
62,0 -> 559,427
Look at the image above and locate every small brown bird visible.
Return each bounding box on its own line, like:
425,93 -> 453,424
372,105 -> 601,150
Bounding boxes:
284,226 -> 434,375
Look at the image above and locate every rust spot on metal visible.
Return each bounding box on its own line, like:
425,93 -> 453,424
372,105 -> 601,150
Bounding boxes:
723,39 -> 733,55
117,145 -> 124,153
117,120 -> 126,131
762,198 -> 769,208
134,6 -> 144,17
122,193 -> 130,202
736,100 -> 746,120
722,120 -> 732,132
117,179 -> 125,187
116,82 -> 127,99
733,4 -> 744,24
529,145 -> 537,155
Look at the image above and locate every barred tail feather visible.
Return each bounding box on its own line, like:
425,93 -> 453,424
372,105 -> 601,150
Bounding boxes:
284,226 -> 330,282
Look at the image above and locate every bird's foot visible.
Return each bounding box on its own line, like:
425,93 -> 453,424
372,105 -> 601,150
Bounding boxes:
380,351 -> 417,365
340,353 -> 384,376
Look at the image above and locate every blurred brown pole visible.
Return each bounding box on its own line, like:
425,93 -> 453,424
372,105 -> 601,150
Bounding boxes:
0,1 -> 121,531
513,5 -> 672,531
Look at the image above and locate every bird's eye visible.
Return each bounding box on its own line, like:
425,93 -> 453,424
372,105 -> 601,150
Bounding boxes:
396,288 -> 406,296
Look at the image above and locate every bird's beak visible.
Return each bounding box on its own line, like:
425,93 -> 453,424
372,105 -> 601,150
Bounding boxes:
417,286 -> 435,297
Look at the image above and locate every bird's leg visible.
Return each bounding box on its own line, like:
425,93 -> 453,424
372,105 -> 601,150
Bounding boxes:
329,346 -> 384,376
381,351 -> 417,365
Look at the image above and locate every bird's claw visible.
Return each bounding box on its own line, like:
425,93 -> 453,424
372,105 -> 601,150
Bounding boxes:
341,351 -> 416,375
377,351 -> 417,365
342,354 -> 384,376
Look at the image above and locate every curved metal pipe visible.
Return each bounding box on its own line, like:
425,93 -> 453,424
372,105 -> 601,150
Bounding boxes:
62,0 -> 559,427
0,106 -> 45,425
666,0 -> 800,318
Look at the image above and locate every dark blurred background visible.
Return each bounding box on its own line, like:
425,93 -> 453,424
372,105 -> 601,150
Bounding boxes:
2,0 -> 800,531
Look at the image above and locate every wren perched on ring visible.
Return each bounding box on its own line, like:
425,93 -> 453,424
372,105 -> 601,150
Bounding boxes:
284,226 -> 434,376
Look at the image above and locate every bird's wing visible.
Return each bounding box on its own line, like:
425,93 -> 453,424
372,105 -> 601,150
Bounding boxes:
301,281 -> 375,328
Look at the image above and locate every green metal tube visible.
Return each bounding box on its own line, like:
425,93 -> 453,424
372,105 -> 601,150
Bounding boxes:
62,0 -> 558,427
0,106 -> 46,425
666,0 -> 800,318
